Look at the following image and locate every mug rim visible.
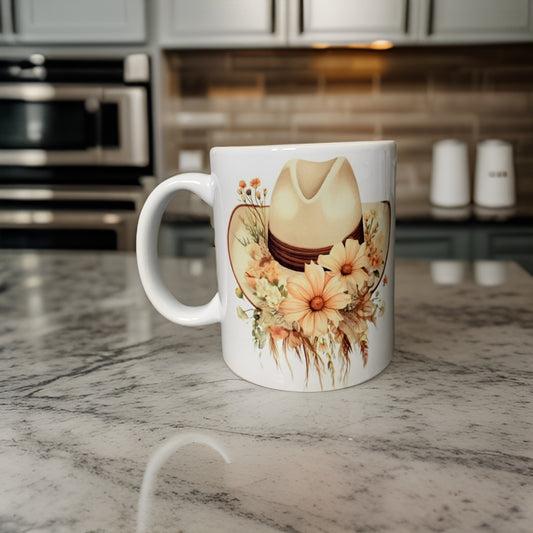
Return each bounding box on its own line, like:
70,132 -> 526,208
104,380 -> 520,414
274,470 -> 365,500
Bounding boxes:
210,139 -> 396,156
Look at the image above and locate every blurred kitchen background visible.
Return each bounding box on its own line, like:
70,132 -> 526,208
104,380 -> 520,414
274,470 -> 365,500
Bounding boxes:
1,0 -> 532,274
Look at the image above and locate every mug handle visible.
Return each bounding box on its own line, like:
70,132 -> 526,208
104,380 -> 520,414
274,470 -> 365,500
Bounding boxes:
136,173 -> 221,326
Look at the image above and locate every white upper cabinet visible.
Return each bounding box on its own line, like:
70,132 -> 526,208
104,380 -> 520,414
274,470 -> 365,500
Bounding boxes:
13,0 -> 145,44
0,0 -> 16,42
288,0 -> 419,46
419,0 -> 533,44
158,0 -> 287,48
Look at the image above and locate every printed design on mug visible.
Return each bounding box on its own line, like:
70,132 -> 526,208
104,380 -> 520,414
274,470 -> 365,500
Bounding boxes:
228,157 -> 391,389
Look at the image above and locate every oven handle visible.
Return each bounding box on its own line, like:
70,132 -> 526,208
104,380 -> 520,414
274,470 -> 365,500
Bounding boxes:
102,87 -> 149,167
0,84 -> 103,100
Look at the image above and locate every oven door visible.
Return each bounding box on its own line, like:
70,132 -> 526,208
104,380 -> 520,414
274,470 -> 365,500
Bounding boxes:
0,84 -> 149,167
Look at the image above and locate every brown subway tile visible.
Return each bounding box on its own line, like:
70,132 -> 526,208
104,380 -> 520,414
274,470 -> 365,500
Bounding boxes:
478,117 -> 533,138
291,112 -> 377,134
264,72 -> 320,95
322,78 -> 374,95
230,51 -> 317,72
382,113 -> 476,136
233,112 -> 290,129
428,69 -> 477,92
168,51 -> 231,73
429,91 -> 530,113
310,50 -> 387,77
173,111 -> 231,129
318,93 -> 426,113
209,130 -> 295,147
483,66 -> 533,91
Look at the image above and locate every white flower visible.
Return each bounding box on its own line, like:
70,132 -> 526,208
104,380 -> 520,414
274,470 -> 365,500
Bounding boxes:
255,278 -> 284,310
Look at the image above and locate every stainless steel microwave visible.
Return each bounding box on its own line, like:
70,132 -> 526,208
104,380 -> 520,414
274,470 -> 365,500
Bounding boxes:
0,83 -> 149,167
0,54 -> 150,168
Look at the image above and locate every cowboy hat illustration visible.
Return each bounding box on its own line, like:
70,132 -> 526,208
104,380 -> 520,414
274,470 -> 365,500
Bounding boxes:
228,156 -> 391,309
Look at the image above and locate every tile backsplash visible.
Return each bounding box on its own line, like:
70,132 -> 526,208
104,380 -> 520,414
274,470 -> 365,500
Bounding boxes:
162,44 -> 533,216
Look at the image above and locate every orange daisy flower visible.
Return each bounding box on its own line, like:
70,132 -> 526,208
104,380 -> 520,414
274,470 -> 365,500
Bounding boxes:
318,239 -> 370,291
279,263 -> 350,337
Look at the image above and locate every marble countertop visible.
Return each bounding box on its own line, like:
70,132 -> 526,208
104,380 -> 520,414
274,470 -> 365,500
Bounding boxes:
1,250 -> 531,533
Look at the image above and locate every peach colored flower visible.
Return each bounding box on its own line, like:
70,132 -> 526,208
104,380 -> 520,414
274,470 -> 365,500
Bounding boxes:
279,263 -> 350,337
268,325 -> 290,341
368,233 -> 384,269
356,289 -> 376,324
318,239 -> 370,291
264,260 -> 282,284
239,180 -> 246,188
250,178 -> 261,189
244,264 -> 263,288
339,313 -> 367,339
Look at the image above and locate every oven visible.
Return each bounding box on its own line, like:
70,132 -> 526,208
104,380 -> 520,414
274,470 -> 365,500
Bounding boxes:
0,54 -> 154,251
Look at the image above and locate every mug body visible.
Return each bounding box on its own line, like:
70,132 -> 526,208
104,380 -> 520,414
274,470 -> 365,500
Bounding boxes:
211,141 -> 396,392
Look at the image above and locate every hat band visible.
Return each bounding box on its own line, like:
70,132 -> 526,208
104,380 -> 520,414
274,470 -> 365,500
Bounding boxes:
268,219 -> 364,272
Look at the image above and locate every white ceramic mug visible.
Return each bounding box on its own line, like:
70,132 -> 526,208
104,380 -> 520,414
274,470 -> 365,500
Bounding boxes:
136,141 -> 396,392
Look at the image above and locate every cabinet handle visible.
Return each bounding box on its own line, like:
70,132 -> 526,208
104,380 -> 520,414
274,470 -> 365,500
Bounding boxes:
299,0 -> 304,33
404,0 -> 410,33
427,0 -> 435,35
271,0 -> 276,34
1,0 -> 15,40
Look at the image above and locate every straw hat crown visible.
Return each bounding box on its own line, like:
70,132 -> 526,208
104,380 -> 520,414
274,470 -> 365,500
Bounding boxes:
268,157 -> 363,249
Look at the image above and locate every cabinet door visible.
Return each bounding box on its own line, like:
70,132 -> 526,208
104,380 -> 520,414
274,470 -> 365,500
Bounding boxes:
395,226 -> 472,260
420,0 -> 533,44
289,0 -> 419,46
14,0 -> 145,43
0,0 -> 16,43
158,0 -> 287,48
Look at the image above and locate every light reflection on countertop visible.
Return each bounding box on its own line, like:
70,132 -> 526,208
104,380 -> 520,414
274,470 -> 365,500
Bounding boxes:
0,250 -> 531,533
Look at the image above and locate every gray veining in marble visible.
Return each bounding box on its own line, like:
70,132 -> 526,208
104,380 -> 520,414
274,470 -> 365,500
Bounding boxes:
0,250 -> 531,533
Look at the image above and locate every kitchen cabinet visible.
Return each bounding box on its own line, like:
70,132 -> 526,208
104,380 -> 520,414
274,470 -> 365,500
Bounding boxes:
156,0 -> 533,49
395,225 -> 471,260
396,222 -> 533,274
9,0 -> 145,44
0,0 -> 15,43
288,0 -> 419,46
159,222 -> 214,257
419,0 -> 533,44
158,0 -> 287,48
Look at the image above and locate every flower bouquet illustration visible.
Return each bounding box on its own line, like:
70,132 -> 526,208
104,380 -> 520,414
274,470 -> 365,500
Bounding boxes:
228,157 -> 390,389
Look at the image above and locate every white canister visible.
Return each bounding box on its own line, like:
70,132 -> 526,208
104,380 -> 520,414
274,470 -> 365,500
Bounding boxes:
430,139 -> 471,207
474,140 -> 516,208
430,260 -> 468,285
474,260 -> 508,287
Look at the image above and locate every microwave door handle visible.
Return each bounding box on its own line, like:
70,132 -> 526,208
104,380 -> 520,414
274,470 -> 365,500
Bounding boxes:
84,97 -> 101,149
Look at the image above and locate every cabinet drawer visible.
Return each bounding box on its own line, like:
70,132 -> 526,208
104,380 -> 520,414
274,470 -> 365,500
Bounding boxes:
289,0 -> 419,45
422,0 -> 533,44
158,0 -> 287,48
14,0 -> 145,43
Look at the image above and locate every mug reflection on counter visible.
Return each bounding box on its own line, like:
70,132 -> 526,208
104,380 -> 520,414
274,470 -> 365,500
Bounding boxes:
473,261 -> 508,287
136,432 -> 230,533
430,260 -> 468,285
430,260 -> 508,287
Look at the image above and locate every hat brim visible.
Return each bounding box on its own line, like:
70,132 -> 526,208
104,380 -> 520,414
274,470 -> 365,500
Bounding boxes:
228,201 -> 391,309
